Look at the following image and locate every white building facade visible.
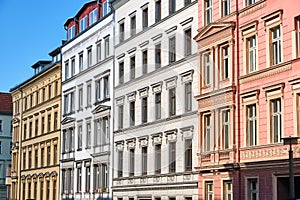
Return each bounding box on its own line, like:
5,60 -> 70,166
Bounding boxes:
60,1 -> 114,199
112,0 -> 199,200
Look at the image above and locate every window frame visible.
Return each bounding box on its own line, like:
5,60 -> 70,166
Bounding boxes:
169,35 -> 176,63
169,142 -> 176,173
169,87 -> 176,116
204,0 -> 213,25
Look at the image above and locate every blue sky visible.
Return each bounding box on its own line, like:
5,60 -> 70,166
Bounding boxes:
0,0 -> 89,92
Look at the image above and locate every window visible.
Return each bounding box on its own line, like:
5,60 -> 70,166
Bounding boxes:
224,181 -> 233,200
54,145 -> 58,164
142,146 -> 147,175
65,62 -> 69,80
142,8 -> 148,29
222,46 -> 229,80
130,101 -> 135,126
46,180 -> 50,200
23,152 -> 26,169
46,114 -> 51,133
204,114 -> 212,152
247,104 -> 257,146
271,99 -> 282,143
169,36 -> 176,63
118,105 -> 124,129
169,88 -> 176,116
71,58 -> 75,77
41,117 -> 45,134
102,163 -> 108,188
95,79 -> 101,102
222,109 -> 230,149
297,18 -> 300,57
204,0 -> 212,25
103,76 -> 109,99
203,52 -> 211,85
47,146 -> 51,165
103,0 -> 111,16
63,130 -> 68,153
221,0 -> 230,16
185,139 -> 192,171
78,125 -> 82,150
87,48 -> 92,67
130,56 -> 135,80
130,15 -> 136,36
40,181 -> 44,199
95,119 -> 101,146
35,149 -> 38,168
155,92 -> 161,119
105,37 -> 110,58
68,25 -> 75,40
103,117 -> 109,144
87,84 -> 92,107
54,112 -> 58,130
169,0 -> 176,14
155,43 -> 161,68
86,122 -> 91,148
29,121 -> 32,138
41,147 -> 44,167
205,181 -> 214,200
185,82 -> 192,112
27,151 -> 31,169
35,119 -> 38,136
97,42 -> 101,62
94,164 -> 100,190
77,167 -> 82,192
248,179 -> 258,200
118,150 -> 123,177
246,0 -> 256,6
119,22 -> 125,42
142,50 -> 148,74
129,149 -> 135,176
142,97 -> 148,123
185,28 -> 192,56
185,0 -> 192,6
155,144 -> 161,174
79,53 -> 83,72
271,26 -> 282,65
0,121 -> 2,132
70,92 -> 75,112
86,166 -> 91,191
78,88 -> 83,110
119,62 -> 124,84
80,16 -> 88,32
247,36 -> 257,73
169,142 -> 176,173
34,182 -> 37,199
90,8 -> 98,25
155,0 -> 161,22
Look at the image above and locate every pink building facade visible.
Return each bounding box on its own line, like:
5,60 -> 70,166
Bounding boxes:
195,0 -> 300,199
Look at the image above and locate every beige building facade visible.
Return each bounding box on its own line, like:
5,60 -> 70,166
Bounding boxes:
10,48 -> 61,200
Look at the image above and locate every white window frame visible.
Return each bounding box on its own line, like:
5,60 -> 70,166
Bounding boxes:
271,98 -> 282,143
80,16 -> 88,32
204,0 -> 212,25
89,8 -> 98,25
271,26 -> 282,65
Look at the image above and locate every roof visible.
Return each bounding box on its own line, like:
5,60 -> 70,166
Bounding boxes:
64,0 -> 98,27
31,60 -> 51,69
0,92 -> 12,115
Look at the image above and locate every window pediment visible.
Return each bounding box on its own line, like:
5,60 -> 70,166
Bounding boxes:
92,105 -> 111,115
61,117 -> 75,125
194,22 -> 235,43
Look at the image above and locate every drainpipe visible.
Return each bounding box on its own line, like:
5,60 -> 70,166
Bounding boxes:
235,0 -> 242,198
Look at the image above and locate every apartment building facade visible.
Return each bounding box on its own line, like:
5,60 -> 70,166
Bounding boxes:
112,0 -> 199,200
195,0 -> 300,199
10,49 -> 62,200
0,93 -> 12,199
60,1 -> 114,199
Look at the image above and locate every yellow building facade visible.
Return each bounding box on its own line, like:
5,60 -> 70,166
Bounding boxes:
10,49 -> 61,200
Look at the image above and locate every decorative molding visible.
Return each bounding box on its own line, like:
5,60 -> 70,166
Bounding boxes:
180,17 -> 193,26
180,69 -> 194,83
115,141 -> 125,151
239,61 -> 292,84
117,53 -> 125,60
127,91 -> 136,102
165,76 -> 178,89
138,87 -> 149,98
139,40 -> 149,48
116,96 -> 125,105
151,33 -> 163,41
165,26 -> 177,34
127,47 -> 137,54
165,129 -> 178,143
151,132 -> 163,145
151,81 -> 163,94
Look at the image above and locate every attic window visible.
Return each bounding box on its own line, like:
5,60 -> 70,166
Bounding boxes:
80,16 -> 88,32
90,8 -> 98,25
103,0 -> 111,16
67,25 -> 75,40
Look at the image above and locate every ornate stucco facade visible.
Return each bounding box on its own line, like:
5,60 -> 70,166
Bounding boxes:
10,49 -> 61,200
195,0 -> 300,199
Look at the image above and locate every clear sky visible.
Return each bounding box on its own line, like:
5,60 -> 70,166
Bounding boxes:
0,0 -> 89,92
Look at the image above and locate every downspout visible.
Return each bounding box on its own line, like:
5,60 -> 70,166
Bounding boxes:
235,0 -> 242,198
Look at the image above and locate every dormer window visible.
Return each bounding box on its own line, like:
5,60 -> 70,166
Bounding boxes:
80,16 -> 88,32
103,0 -> 111,16
68,26 -> 75,40
89,8 -> 98,25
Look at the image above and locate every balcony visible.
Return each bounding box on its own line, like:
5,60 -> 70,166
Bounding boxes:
197,148 -> 237,171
